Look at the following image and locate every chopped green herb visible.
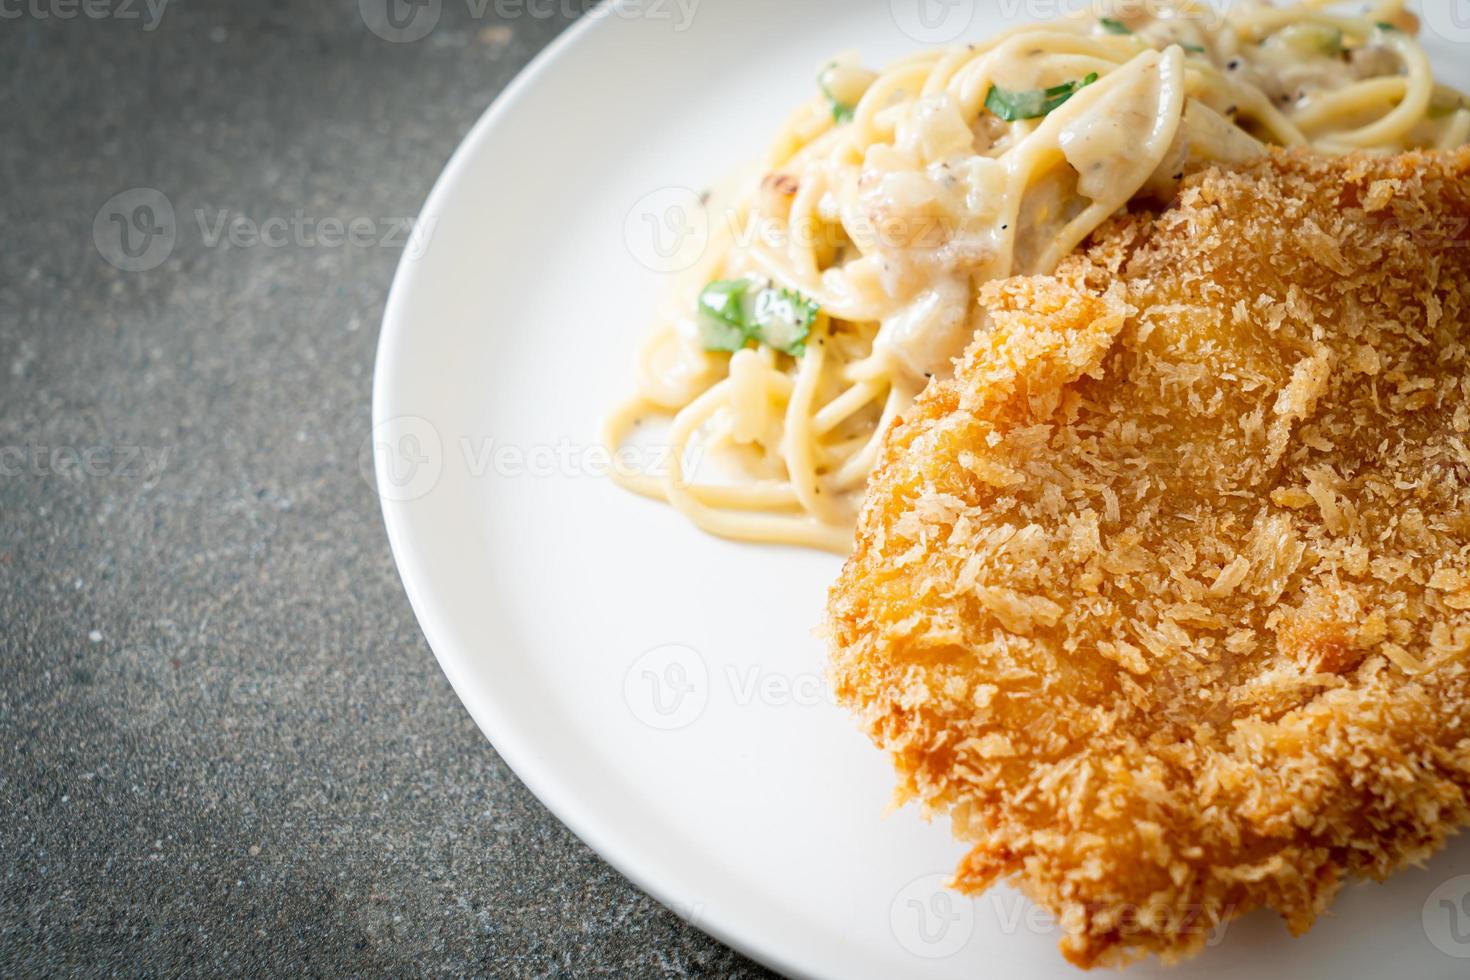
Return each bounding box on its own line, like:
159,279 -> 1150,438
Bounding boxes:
1099,17 -> 1131,34
984,72 -> 1099,122
1376,21 -> 1400,32
818,64 -> 855,124
696,279 -> 756,352
696,279 -> 819,356
752,288 -> 819,355
1182,43 -> 1206,54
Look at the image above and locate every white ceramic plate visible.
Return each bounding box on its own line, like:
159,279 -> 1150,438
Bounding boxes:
372,3 -> 1470,977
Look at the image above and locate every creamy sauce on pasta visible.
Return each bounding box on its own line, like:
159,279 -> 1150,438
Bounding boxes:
605,0 -> 1470,552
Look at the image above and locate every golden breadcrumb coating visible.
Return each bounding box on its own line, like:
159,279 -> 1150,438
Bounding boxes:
827,148 -> 1470,968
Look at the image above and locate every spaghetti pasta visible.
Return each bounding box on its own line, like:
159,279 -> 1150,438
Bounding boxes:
604,0 -> 1468,553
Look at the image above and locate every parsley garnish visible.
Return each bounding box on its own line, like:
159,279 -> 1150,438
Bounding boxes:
696,279 -> 754,352
753,288 -> 819,355
985,72 -> 1099,122
1100,17 -> 1131,34
696,279 -> 819,356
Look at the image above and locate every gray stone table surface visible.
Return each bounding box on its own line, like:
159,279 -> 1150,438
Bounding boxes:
0,1 -> 774,975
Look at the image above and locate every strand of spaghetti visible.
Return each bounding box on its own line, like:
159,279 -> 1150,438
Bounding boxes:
678,415 -> 804,509
928,14 -> 1098,107
785,170 -> 829,285
952,32 -> 1143,118
663,382 -> 851,551
849,61 -> 936,134
832,388 -> 907,490
782,324 -> 848,526
681,479 -> 802,510
921,46 -> 989,100
1323,33 -> 1434,148
1441,110 -> 1470,151
816,432 -> 874,467
605,391 -> 804,511
987,48 -> 1183,279
633,329 -> 722,410
841,351 -> 894,384
813,380 -> 885,436
1230,7 -> 1376,39
1189,68 -> 1308,146
604,1 -> 1469,551
654,376 -> 814,513
1291,77 -> 1409,135
1038,49 -> 1187,274
745,246 -> 873,321
601,398 -> 675,501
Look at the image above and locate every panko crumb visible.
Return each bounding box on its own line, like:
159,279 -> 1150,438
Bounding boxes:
827,147 -> 1470,968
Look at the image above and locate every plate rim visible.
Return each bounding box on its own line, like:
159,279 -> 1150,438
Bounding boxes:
372,5 -> 1470,978
370,5 -> 819,978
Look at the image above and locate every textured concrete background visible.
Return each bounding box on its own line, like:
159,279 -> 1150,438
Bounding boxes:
0,1 -> 772,975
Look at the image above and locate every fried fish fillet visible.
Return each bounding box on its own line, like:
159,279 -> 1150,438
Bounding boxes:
827,148 -> 1470,967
